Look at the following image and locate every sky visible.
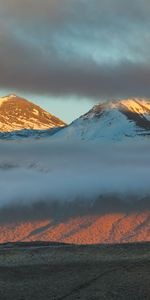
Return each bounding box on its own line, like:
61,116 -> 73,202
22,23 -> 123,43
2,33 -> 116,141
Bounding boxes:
0,0 -> 150,123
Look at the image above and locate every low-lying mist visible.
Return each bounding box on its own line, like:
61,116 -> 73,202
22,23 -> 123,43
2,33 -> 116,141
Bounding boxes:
0,138 -> 150,222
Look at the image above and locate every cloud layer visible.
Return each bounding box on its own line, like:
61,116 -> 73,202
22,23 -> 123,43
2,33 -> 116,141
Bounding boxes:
0,0 -> 150,99
0,139 -> 150,222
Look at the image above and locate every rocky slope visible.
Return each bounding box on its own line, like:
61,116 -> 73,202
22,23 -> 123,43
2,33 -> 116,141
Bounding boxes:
0,212 -> 150,244
0,94 -> 65,132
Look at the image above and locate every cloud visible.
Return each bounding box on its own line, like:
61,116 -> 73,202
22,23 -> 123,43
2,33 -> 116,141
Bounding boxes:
0,0 -> 150,99
0,139 -> 150,222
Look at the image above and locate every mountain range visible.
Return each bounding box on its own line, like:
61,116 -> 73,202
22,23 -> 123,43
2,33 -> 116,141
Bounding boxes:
0,94 -> 150,245
0,212 -> 149,244
1,94 -> 150,141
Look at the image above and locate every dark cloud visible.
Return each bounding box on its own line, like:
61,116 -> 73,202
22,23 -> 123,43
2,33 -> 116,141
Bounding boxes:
1,195 -> 150,224
0,0 -> 150,99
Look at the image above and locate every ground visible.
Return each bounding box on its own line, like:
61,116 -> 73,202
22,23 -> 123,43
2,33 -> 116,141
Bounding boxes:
0,242 -> 150,300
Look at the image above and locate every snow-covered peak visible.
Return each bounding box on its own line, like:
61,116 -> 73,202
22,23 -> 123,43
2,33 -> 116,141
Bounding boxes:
6,93 -> 17,98
114,98 -> 150,114
55,98 -> 150,142
0,94 -> 17,107
0,94 -> 66,133
83,98 -> 150,120
0,94 -> 16,101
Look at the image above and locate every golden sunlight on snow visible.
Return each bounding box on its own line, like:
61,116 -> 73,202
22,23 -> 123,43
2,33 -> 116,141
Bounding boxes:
118,98 -> 150,114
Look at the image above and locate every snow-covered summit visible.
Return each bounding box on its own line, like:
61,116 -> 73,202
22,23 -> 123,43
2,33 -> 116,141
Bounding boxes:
0,94 -> 17,107
0,94 -> 66,133
83,98 -> 150,118
55,98 -> 150,142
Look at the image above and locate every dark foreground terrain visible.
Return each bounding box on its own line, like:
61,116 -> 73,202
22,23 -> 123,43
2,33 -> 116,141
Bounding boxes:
0,242 -> 150,300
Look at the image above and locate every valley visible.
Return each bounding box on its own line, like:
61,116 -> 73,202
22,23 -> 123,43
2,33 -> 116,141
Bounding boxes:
0,242 -> 150,299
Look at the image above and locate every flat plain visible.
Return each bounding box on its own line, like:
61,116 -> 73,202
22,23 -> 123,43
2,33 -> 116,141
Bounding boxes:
0,242 -> 150,300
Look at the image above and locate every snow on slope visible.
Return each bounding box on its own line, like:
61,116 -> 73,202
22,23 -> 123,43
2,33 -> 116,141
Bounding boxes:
0,94 -> 66,132
55,98 -> 150,142
119,98 -> 150,116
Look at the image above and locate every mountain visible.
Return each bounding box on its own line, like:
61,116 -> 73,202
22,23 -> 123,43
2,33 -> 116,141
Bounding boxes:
0,94 -> 66,133
0,212 -> 150,244
55,98 -> 150,141
2,96 -> 150,141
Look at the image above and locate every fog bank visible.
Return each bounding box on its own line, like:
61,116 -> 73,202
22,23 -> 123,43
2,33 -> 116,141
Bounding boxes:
0,138 -> 150,221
